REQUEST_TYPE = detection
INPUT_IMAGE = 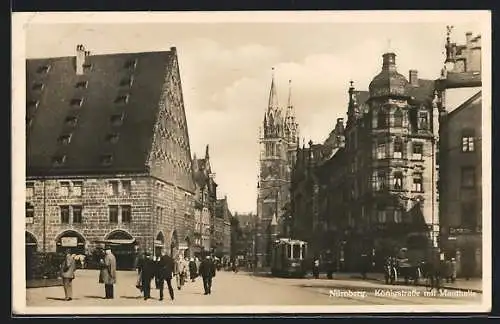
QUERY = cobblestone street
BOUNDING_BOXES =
[26,269,482,308]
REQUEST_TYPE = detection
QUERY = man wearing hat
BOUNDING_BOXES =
[198,255,216,295]
[99,246,117,299]
[138,251,156,300]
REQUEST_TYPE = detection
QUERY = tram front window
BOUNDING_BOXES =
[302,245,307,260]
[293,244,301,260]
[287,244,292,259]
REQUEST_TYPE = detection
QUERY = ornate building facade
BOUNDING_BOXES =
[25,46,196,269]
[256,70,299,267]
[437,30,482,277]
[291,51,440,271]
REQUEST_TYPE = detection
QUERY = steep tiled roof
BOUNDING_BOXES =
[26,49,175,176]
[407,79,436,104]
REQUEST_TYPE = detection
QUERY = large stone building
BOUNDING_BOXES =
[290,118,346,258]
[25,45,197,269]
[437,30,482,277]
[256,70,299,267]
[192,145,218,256]
[291,51,440,271]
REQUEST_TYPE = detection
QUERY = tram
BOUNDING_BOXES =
[270,238,308,278]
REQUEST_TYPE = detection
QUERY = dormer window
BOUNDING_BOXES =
[101,154,113,166]
[124,59,138,70]
[110,113,124,127]
[115,95,129,105]
[58,134,73,145]
[52,155,67,167]
[65,116,78,127]
[120,76,134,87]
[106,133,120,144]
[37,65,51,74]
[75,81,88,89]
[82,63,93,72]
[70,98,84,108]
[26,117,33,127]
[27,100,39,111]
[32,83,44,91]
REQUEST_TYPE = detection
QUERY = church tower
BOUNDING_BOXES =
[256,68,299,267]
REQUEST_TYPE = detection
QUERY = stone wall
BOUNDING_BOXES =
[25,175,152,252]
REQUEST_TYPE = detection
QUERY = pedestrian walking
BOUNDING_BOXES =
[188,257,198,282]
[157,252,175,301]
[99,247,117,299]
[138,251,156,300]
[312,257,320,279]
[60,249,76,301]
[199,255,216,295]
[175,254,187,290]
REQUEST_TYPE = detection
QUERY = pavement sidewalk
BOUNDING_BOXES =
[248,270,483,293]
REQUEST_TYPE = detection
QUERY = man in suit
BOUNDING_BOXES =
[99,247,117,299]
[198,255,216,295]
[157,252,175,301]
[60,249,76,301]
[138,251,156,300]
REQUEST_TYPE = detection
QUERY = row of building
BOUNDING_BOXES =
[254,30,483,277]
[25,45,232,270]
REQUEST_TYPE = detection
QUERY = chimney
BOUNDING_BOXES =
[76,44,86,75]
[409,69,418,86]
[466,32,472,46]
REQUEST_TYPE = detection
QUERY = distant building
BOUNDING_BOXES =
[232,212,257,261]
[192,145,218,256]
[25,45,196,269]
[437,30,482,277]
[291,118,346,257]
[215,196,233,258]
[256,70,299,267]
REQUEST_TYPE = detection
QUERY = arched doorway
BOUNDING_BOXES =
[104,230,137,270]
[170,230,179,257]
[25,232,38,280]
[155,231,165,258]
[55,230,86,255]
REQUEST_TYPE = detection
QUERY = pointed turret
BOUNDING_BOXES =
[205,144,209,160]
[286,80,293,115]
[268,67,279,112]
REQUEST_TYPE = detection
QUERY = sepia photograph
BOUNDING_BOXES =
[12,11,491,314]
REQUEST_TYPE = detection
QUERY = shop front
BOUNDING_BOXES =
[97,230,137,270]
[56,230,86,255]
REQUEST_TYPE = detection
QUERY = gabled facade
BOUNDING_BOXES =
[25,45,196,270]
[192,145,218,255]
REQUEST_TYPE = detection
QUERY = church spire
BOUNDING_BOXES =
[205,144,209,160]
[286,79,294,117]
[268,67,279,111]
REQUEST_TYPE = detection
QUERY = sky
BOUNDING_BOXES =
[22,13,484,214]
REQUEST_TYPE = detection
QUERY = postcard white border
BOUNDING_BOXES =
[12,10,492,315]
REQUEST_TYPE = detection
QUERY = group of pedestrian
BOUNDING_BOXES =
[59,246,118,301]
[135,251,218,301]
[57,246,220,302]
